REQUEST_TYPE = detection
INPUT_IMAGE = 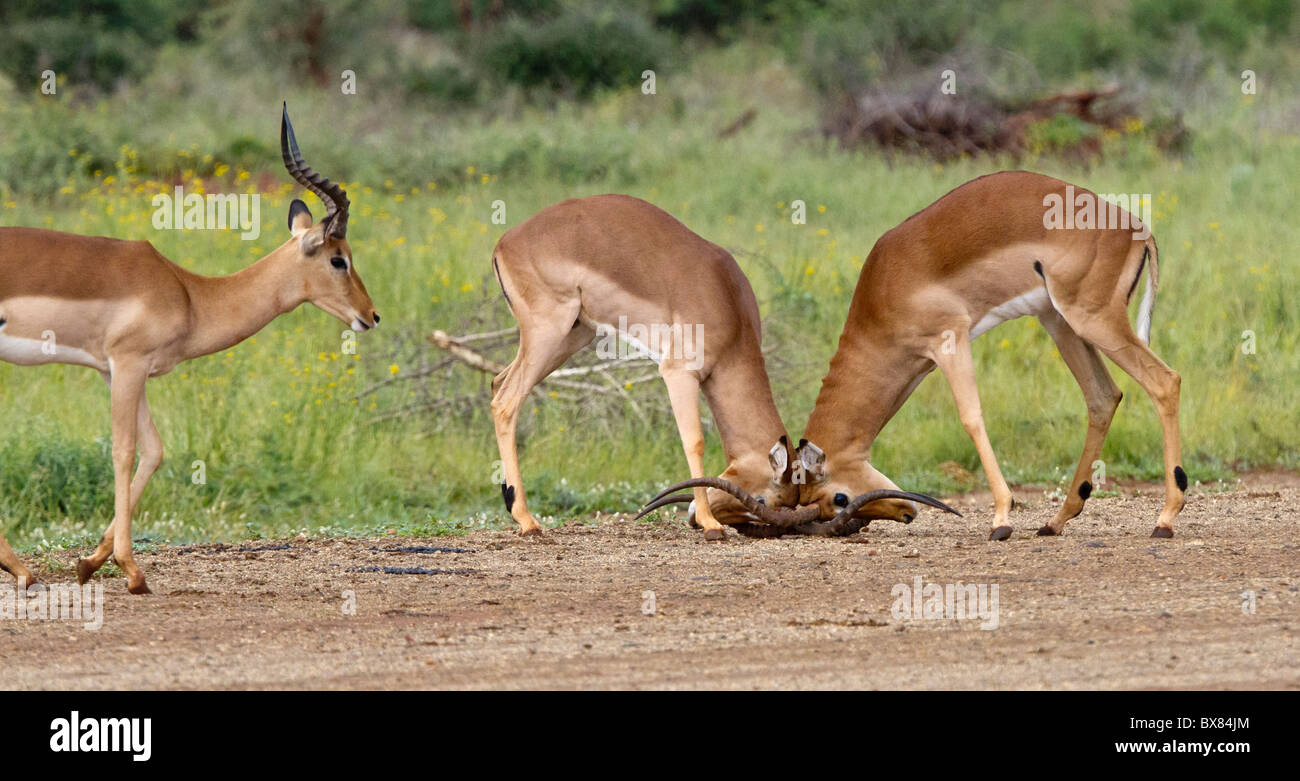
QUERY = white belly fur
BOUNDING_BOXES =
[970,288,1054,340]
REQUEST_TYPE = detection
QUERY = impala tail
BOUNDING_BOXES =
[1135,236,1159,345]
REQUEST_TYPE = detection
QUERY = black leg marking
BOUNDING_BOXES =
[501,482,516,513]
[1174,466,1187,492]
[1078,480,1093,500]
[1033,260,1044,278]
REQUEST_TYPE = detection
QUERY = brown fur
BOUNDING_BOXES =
[0,210,377,592]
[488,195,797,538]
[797,171,1184,539]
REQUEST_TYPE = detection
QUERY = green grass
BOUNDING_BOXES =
[1,44,1297,551]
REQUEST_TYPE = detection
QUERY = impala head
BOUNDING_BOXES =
[281,104,379,332]
[795,439,920,524]
[698,436,803,524]
[638,436,823,527]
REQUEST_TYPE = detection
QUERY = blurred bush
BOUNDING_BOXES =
[476,6,670,98]
[0,100,116,195]
[0,0,204,91]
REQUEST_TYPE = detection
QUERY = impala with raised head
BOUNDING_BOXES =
[489,195,948,539]
[0,105,377,593]
[793,170,1184,540]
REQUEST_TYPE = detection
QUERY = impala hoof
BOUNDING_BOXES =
[16,574,41,591]
[1036,525,1059,536]
[518,525,543,537]
[76,558,97,585]
[703,528,725,541]
[127,576,151,595]
[1151,526,1174,539]
[989,525,1014,541]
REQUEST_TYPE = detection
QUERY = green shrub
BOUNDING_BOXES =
[404,63,481,105]
[0,101,116,195]
[1131,0,1296,58]
[1025,112,1100,153]
[0,0,204,91]
[477,8,670,98]
[407,0,558,32]
[0,438,113,529]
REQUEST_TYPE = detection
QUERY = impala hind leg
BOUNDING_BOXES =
[491,306,591,535]
[0,533,38,589]
[1064,314,1184,538]
[1037,312,1123,536]
[660,367,727,541]
[79,392,163,585]
[931,331,1016,541]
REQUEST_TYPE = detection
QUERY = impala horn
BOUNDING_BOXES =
[638,477,821,527]
[801,489,962,537]
[633,493,694,520]
[281,103,350,239]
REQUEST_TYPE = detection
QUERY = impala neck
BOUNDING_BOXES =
[180,241,305,360]
[803,324,926,464]
[702,348,789,472]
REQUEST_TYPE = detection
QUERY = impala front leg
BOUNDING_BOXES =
[79,390,163,586]
[661,368,726,540]
[102,363,150,594]
[931,333,1015,541]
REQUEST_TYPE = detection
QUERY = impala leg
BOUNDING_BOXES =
[932,333,1015,541]
[79,392,163,584]
[490,309,590,535]
[1038,312,1123,536]
[102,365,151,594]
[660,368,726,541]
[1067,316,1184,538]
[0,533,38,589]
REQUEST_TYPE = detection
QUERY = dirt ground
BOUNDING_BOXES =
[4,474,1298,690]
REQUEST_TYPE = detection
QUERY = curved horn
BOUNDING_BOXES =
[281,103,350,238]
[641,477,820,527]
[805,489,961,537]
[632,493,693,521]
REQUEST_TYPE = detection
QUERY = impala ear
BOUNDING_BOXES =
[797,439,826,481]
[288,199,314,237]
[768,438,789,478]
[298,225,326,256]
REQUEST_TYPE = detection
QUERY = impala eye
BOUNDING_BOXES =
[330,256,348,270]
[833,493,849,507]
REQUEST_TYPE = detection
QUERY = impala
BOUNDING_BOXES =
[792,170,1185,540]
[0,106,377,593]
[490,195,952,539]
